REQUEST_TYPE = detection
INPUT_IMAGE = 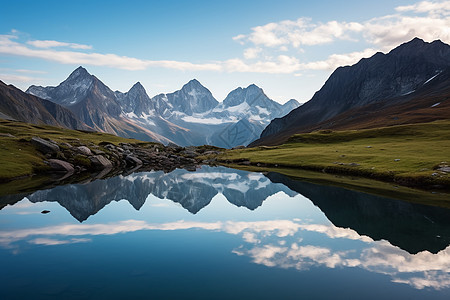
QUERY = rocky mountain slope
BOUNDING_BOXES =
[252,38,450,146]
[0,80,88,130]
[27,67,171,143]
[27,67,299,147]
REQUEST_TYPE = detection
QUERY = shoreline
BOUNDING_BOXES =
[216,158,450,191]
[217,163,450,209]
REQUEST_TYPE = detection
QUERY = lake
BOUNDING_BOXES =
[1,166,449,299]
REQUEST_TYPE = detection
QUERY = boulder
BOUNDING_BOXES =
[181,150,198,158]
[91,148,105,155]
[90,155,112,170]
[438,167,450,173]
[203,150,221,156]
[76,146,92,156]
[125,155,143,166]
[47,159,75,173]
[31,137,60,154]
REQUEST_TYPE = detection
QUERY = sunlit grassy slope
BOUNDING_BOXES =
[0,120,144,180]
[217,120,450,188]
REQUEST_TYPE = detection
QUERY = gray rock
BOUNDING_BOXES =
[203,151,221,155]
[105,144,115,151]
[91,149,105,155]
[125,155,143,166]
[76,146,92,156]
[0,133,16,138]
[31,137,60,154]
[394,159,401,162]
[438,167,450,173]
[167,142,179,148]
[90,155,112,169]
[60,142,72,148]
[47,159,74,173]
[181,150,198,158]
[184,146,197,152]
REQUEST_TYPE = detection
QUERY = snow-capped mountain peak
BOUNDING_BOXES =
[66,66,90,81]
[26,67,301,148]
[26,66,94,106]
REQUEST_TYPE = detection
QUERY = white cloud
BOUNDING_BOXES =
[243,47,262,59]
[29,237,91,246]
[0,34,222,71]
[224,55,303,74]
[2,1,450,78]
[0,73,41,83]
[0,68,46,74]
[231,0,450,73]
[364,15,450,50]
[396,0,450,15]
[300,48,378,70]
[27,40,92,50]
[236,18,364,49]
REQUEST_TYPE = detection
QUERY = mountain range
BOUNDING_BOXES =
[24,68,299,147]
[251,38,450,146]
[0,80,88,130]
[2,37,449,148]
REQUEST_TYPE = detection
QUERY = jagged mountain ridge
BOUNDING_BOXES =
[27,67,300,147]
[0,80,88,130]
[252,38,450,146]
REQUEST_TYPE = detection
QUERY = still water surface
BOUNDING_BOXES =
[0,166,449,299]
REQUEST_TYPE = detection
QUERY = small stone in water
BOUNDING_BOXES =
[41,210,50,214]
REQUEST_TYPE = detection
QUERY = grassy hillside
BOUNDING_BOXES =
[215,120,450,189]
[0,119,143,180]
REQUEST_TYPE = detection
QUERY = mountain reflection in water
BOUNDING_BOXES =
[0,166,449,297]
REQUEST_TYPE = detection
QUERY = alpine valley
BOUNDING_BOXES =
[22,68,299,148]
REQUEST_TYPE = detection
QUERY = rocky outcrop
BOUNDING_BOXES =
[24,136,225,180]
[253,38,450,146]
[90,155,113,170]
[31,137,60,154]
[47,159,74,173]
[0,80,88,130]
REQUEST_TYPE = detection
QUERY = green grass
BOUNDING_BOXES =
[0,120,152,181]
[216,120,450,189]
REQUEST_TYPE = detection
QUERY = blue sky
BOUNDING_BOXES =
[1,0,450,103]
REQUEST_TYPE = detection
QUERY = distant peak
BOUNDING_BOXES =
[131,81,144,89]
[75,65,87,71]
[67,66,90,80]
[247,83,260,89]
[285,99,299,105]
[410,37,425,43]
[128,81,147,95]
[389,37,450,57]
[182,79,206,90]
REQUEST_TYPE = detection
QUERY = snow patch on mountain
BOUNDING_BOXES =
[182,115,229,125]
